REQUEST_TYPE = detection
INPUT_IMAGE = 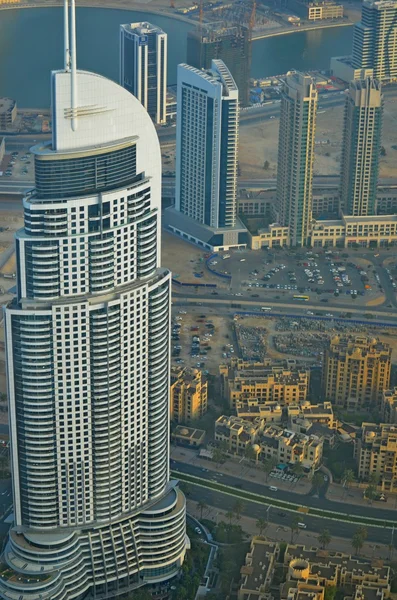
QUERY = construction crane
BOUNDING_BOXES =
[248,0,256,40]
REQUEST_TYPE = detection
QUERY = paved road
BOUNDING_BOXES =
[174,461,397,523]
[181,481,395,546]
[172,292,397,321]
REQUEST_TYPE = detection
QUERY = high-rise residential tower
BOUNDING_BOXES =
[340,78,383,216]
[0,3,186,599]
[120,22,167,124]
[277,71,318,247]
[187,25,250,106]
[323,335,391,410]
[352,0,397,82]
[175,60,239,229]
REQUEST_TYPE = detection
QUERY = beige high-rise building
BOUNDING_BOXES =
[277,71,318,247]
[356,422,397,492]
[220,359,309,410]
[381,387,397,423]
[340,78,383,216]
[170,367,208,423]
[323,335,391,409]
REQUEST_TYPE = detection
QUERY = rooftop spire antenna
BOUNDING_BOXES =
[64,0,70,71]
[70,0,78,131]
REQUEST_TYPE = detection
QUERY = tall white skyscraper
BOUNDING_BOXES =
[120,22,167,124]
[175,60,239,229]
[340,78,383,216]
[352,0,397,82]
[0,3,186,599]
[277,71,318,247]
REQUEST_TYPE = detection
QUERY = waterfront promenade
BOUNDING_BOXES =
[0,0,355,41]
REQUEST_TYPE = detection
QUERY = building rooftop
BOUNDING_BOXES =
[121,21,166,35]
[0,97,16,115]
[240,539,278,594]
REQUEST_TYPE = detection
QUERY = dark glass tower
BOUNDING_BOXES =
[187,25,250,107]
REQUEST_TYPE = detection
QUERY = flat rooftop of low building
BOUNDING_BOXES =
[174,425,206,440]
[164,207,247,246]
[240,540,277,594]
[0,98,16,114]
[121,21,166,35]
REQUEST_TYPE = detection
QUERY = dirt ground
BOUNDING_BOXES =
[239,102,397,179]
[162,230,229,288]
[0,254,16,275]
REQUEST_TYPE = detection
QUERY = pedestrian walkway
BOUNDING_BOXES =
[326,482,397,511]
[186,499,393,561]
[171,446,312,495]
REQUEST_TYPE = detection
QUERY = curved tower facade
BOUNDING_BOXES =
[0,4,186,599]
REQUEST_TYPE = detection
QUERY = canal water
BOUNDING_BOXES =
[0,6,353,107]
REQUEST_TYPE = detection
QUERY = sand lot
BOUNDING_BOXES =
[162,230,230,289]
[239,101,397,179]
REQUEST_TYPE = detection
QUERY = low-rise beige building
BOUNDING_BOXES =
[248,214,397,249]
[215,416,323,469]
[172,425,206,448]
[287,401,336,429]
[0,98,16,130]
[381,387,397,424]
[285,545,390,593]
[258,425,323,470]
[356,422,397,492]
[238,538,279,600]
[236,399,283,423]
[170,366,207,424]
[307,1,343,20]
[322,335,391,409]
[215,415,261,454]
[220,358,309,410]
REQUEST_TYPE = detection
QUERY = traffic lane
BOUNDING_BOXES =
[174,461,397,522]
[171,293,397,320]
[183,483,393,545]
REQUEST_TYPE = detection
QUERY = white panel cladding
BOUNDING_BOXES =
[53,302,93,527]
[3,60,186,600]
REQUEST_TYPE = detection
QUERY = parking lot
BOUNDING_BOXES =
[1,148,34,181]
[171,310,234,375]
[225,247,395,308]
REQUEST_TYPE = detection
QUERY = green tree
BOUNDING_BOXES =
[351,527,367,556]
[364,484,377,504]
[311,472,324,493]
[380,146,387,157]
[290,516,300,543]
[225,511,234,525]
[292,462,304,477]
[324,586,337,600]
[212,447,224,466]
[263,160,270,170]
[351,531,364,555]
[128,588,153,600]
[256,518,268,536]
[318,529,332,550]
[357,526,368,541]
[197,500,207,520]
[368,472,379,485]
[262,457,278,481]
[342,468,355,489]
[233,499,244,521]
[244,445,257,462]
